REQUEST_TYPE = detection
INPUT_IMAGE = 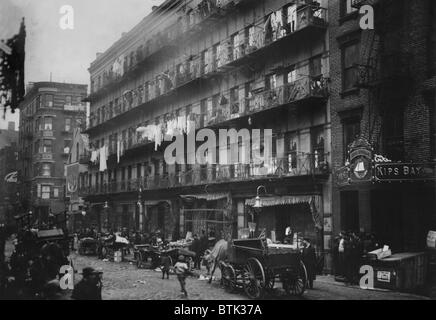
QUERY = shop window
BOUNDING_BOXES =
[342,41,360,91]
[41,186,50,199]
[343,118,361,161]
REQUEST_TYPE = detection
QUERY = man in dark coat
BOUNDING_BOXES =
[190,235,201,270]
[302,238,317,289]
[71,267,102,300]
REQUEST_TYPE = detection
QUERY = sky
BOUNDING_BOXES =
[0,0,165,130]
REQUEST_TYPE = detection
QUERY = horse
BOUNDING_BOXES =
[206,239,229,284]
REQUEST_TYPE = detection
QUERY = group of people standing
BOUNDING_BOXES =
[334,231,379,284]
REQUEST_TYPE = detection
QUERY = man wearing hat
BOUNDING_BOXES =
[302,238,317,289]
[71,267,103,300]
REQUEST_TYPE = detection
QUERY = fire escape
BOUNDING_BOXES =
[352,0,411,154]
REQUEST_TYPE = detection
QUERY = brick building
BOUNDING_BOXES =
[18,82,87,224]
[330,0,436,268]
[81,0,332,261]
[0,122,18,226]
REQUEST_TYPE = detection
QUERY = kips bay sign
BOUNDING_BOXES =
[375,163,435,182]
[336,138,436,185]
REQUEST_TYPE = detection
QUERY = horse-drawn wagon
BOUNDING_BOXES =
[219,238,307,299]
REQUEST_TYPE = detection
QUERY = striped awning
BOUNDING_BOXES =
[245,195,323,229]
[180,193,229,201]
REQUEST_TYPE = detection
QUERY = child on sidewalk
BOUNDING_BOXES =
[174,255,193,297]
[160,254,171,280]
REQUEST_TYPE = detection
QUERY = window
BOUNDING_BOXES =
[265,74,277,90]
[312,127,326,169]
[342,42,360,91]
[310,55,322,78]
[45,94,53,107]
[41,186,50,199]
[44,117,53,130]
[43,139,53,153]
[287,133,298,172]
[65,118,71,132]
[343,119,361,161]
[41,164,51,177]
[64,140,72,154]
[285,66,297,84]
[65,96,72,105]
[230,87,239,114]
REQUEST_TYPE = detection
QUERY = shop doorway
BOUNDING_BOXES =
[274,203,317,243]
[340,191,359,232]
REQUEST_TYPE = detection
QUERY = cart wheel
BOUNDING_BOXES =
[136,251,143,268]
[265,269,275,291]
[243,258,265,299]
[221,264,237,293]
[284,261,307,297]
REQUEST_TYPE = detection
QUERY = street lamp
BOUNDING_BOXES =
[253,185,267,209]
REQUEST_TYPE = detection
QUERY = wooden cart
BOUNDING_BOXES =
[219,238,307,299]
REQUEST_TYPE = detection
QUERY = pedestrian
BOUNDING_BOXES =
[71,267,103,300]
[174,255,192,297]
[160,254,171,280]
[302,238,317,289]
[190,235,201,270]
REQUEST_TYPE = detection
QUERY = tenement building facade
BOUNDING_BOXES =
[330,0,436,262]
[82,0,332,261]
[18,82,87,223]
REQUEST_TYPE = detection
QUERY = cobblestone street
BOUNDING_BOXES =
[69,253,429,300]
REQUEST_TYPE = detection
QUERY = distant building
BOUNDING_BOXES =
[18,82,87,225]
[0,122,18,225]
[65,127,90,232]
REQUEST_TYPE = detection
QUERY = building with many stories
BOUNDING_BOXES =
[82,0,332,264]
[330,0,436,263]
[0,122,18,226]
[18,82,87,224]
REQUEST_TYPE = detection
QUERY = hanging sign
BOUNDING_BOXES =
[349,138,373,183]
[375,162,436,182]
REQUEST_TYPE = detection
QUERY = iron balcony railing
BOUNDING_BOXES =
[87,4,328,130]
[81,153,329,196]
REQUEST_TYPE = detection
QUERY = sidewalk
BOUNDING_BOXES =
[312,275,431,300]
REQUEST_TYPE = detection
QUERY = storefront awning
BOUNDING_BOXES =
[245,195,323,229]
[144,200,171,207]
[180,193,229,201]
[245,195,317,207]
